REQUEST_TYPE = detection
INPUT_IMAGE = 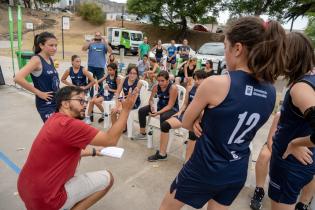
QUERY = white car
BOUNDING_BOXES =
[196,42,225,70]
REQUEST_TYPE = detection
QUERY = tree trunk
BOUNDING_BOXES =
[290,17,296,32]
[177,16,187,41]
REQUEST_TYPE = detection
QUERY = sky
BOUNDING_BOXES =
[111,0,308,30]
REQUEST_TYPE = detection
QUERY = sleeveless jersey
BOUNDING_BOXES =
[69,66,87,86]
[272,74,315,172]
[188,85,197,105]
[102,75,117,100]
[123,77,141,108]
[30,55,60,110]
[182,71,276,185]
[157,82,179,112]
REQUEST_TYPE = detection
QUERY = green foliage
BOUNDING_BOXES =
[127,0,220,31]
[224,0,294,20]
[198,16,217,25]
[77,3,105,25]
[305,16,315,46]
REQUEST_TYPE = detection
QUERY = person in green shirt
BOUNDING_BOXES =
[138,36,150,59]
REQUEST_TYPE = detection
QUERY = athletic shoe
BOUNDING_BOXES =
[295,202,309,210]
[98,114,108,123]
[84,117,92,125]
[250,187,265,210]
[133,133,147,140]
[148,150,167,162]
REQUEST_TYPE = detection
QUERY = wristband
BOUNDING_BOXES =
[92,148,96,157]
[311,133,315,145]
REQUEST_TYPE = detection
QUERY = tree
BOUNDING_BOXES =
[77,3,105,25]
[127,0,220,39]
[223,0,295,20]
[284,0,315,31]
[305,16,315,46]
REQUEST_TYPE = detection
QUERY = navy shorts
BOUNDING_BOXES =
[268,155,314,204]
[167,57,176,64]
[37,107,55,122]
[170,173,244,208]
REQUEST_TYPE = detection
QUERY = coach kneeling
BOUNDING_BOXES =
[17,86,138,210]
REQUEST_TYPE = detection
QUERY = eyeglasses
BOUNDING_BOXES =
[66,99,88,105]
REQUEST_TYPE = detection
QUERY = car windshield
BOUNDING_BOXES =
[131,33,142,41]
[198,43,224,56]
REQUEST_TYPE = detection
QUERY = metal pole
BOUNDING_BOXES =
[8,7,15,77]
[121,6,124,28]
[62,16,65,60]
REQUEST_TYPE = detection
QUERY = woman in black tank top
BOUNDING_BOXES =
[184,57,197,86]
[152,40,166,63]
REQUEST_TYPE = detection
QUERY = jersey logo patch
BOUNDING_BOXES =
[245,85,253,96]
[245,85,268,98]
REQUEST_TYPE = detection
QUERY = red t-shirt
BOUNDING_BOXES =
[17,112,99,210]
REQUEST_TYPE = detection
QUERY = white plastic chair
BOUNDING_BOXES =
[127,79,149,138]
[167,84,186,153]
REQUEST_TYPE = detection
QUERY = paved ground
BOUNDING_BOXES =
[0,84,273,210]
[0,54,280,210]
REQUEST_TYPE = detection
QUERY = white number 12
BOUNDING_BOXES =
[228,112,260,144]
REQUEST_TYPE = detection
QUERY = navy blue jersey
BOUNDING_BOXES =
[31,55,60,111]
[182,71,276,185]
[123,77,141,108]
[188,85,197,105]
[101,75,117,100]
[272,74,315,173]
[157,82,179,112]
[69,66,87,86]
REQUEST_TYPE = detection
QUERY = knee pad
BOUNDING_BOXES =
[188,131,197,141]
[161,121,171,133]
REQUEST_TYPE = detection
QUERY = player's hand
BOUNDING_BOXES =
[37,91,53,101]
[121,87,139,111]
[193,116,203,138]
[282,141,313,165]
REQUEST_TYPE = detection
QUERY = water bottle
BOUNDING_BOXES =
[147,126,153,148]
[104,84,109,97]
[152,94,158,113]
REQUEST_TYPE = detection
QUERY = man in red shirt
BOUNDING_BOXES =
[17,86,138,210]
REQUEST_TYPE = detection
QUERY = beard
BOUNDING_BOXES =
[69,104,85,120]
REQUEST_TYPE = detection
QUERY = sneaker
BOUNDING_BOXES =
[98,114,109,123]
[250,187,265,210]
[133,133,147,140]
[148,150,167,162]
[84,117,92,125]
[295,202,309,210]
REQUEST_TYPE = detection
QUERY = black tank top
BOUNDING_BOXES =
[156,47,163,58]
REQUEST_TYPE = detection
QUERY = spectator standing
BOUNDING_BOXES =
[82,31,112,97]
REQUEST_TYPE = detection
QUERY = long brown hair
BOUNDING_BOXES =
[285,32,315,85]
[225,16,286,83]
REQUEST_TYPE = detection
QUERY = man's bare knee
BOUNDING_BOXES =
[106,171,114,190]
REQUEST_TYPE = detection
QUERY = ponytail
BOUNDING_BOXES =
[285,32,315,85]
[107,63,118,79]
[33,32,56,54]
[226,17,286,83]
